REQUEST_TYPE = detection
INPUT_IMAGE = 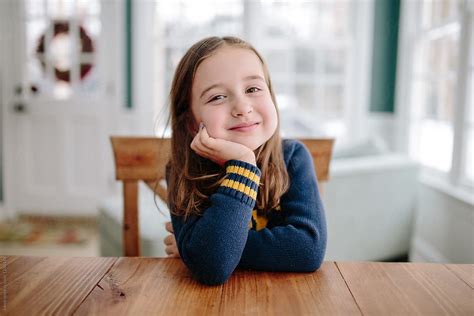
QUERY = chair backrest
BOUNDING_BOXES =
[111,136,334,256]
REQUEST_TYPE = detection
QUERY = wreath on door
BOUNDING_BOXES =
[36,20,94,82]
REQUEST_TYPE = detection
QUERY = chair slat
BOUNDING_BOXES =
[111,137,170,181]
[300,138,335,182]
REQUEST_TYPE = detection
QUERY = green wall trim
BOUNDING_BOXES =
[125,0,133,109]
[370,0,400,113]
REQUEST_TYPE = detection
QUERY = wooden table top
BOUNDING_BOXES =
[1,256,472,315]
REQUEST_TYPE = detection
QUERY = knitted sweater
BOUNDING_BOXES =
[170,139,327,285]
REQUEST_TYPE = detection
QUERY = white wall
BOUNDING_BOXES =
[410,178,474,263]
[0,0,15,219]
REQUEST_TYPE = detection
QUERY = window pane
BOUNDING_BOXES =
[419,33,459,77]
[295,83,315,110]
[161,0,242,39]
[318,48,346,74]
[411,17,459,172]
[266,49,292,74]
[295,46,314,74]
[417,120,453,172]
[47,0,74,18]
[321,84,344,118]
[411,77,454,172]
[411,77,456,122]
[422,0,459,28]
[24,0,100,99]
[155,0,359,140]
[317,2,350,39]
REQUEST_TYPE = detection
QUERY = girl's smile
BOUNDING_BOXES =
[228,121,260,132]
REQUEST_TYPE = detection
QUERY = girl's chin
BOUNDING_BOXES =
[212,132,268,150]
[233,139,265,151]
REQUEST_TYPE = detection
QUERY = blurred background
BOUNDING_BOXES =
[0,0,472,263]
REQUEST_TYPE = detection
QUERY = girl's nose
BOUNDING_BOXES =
[231,99,253,117]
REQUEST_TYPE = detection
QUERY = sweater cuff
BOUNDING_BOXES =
[217,160,261,207]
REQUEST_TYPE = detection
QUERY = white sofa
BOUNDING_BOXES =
[323,154,419,261]
[99,141,419,261]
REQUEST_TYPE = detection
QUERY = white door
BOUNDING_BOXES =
[2,0,114,216]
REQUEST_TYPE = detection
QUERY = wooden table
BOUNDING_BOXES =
[1,256,472,315]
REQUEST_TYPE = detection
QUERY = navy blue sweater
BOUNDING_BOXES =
[170,139,327,285]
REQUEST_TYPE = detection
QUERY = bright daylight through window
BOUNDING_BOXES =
[154,0,372,145]
[406,0,473,187]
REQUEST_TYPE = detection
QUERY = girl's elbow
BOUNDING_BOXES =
[179,244,240,285]
[183,254,237,285]
[194,263,235,285]
[299,236,326,272]
[302,253,324,272]
[196,270,232,286]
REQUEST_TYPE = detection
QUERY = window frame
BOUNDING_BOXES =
[396,0,473,193]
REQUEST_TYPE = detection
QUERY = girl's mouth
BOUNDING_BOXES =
[229,122,260,132]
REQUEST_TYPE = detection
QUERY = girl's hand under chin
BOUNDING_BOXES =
[190,124,256,166]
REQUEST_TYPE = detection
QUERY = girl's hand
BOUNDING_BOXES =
[164,221,180,258]
[190,124,256,166]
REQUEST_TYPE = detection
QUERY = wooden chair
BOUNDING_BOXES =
[111,137,334,256]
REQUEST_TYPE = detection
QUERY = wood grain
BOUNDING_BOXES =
[305,262,362,315]
[220,262,361,315]
[445,264,474,289]
[1,256,116,315]
[337,261,474,316]
[3,257,473,315]
[110,137,170,181]
[76,258,221,315]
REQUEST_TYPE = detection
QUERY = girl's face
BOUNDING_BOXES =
[191,46,278,151]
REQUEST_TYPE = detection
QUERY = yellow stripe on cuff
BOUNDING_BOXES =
[226,165,260,184]
[221,179,258,201]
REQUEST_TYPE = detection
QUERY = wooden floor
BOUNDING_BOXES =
[0,235,100,257]
[0,215,100,257]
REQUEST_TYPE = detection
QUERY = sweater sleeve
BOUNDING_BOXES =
[170,160,261,285]
[238,141,327,272]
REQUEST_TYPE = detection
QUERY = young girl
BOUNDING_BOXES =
[163,36,327,285]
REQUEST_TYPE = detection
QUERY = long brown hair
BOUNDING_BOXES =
[167,36,289,219]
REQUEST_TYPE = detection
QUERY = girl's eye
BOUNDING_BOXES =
[208,95,226,103]
[246,87,261,93]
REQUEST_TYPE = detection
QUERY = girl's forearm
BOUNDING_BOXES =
[172,159,261,285]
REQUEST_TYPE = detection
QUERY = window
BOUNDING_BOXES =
[153,0,373,144]
[23,0,101,99]
[399,0,473,187]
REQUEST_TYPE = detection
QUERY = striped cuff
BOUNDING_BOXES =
[217,160,261,207]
